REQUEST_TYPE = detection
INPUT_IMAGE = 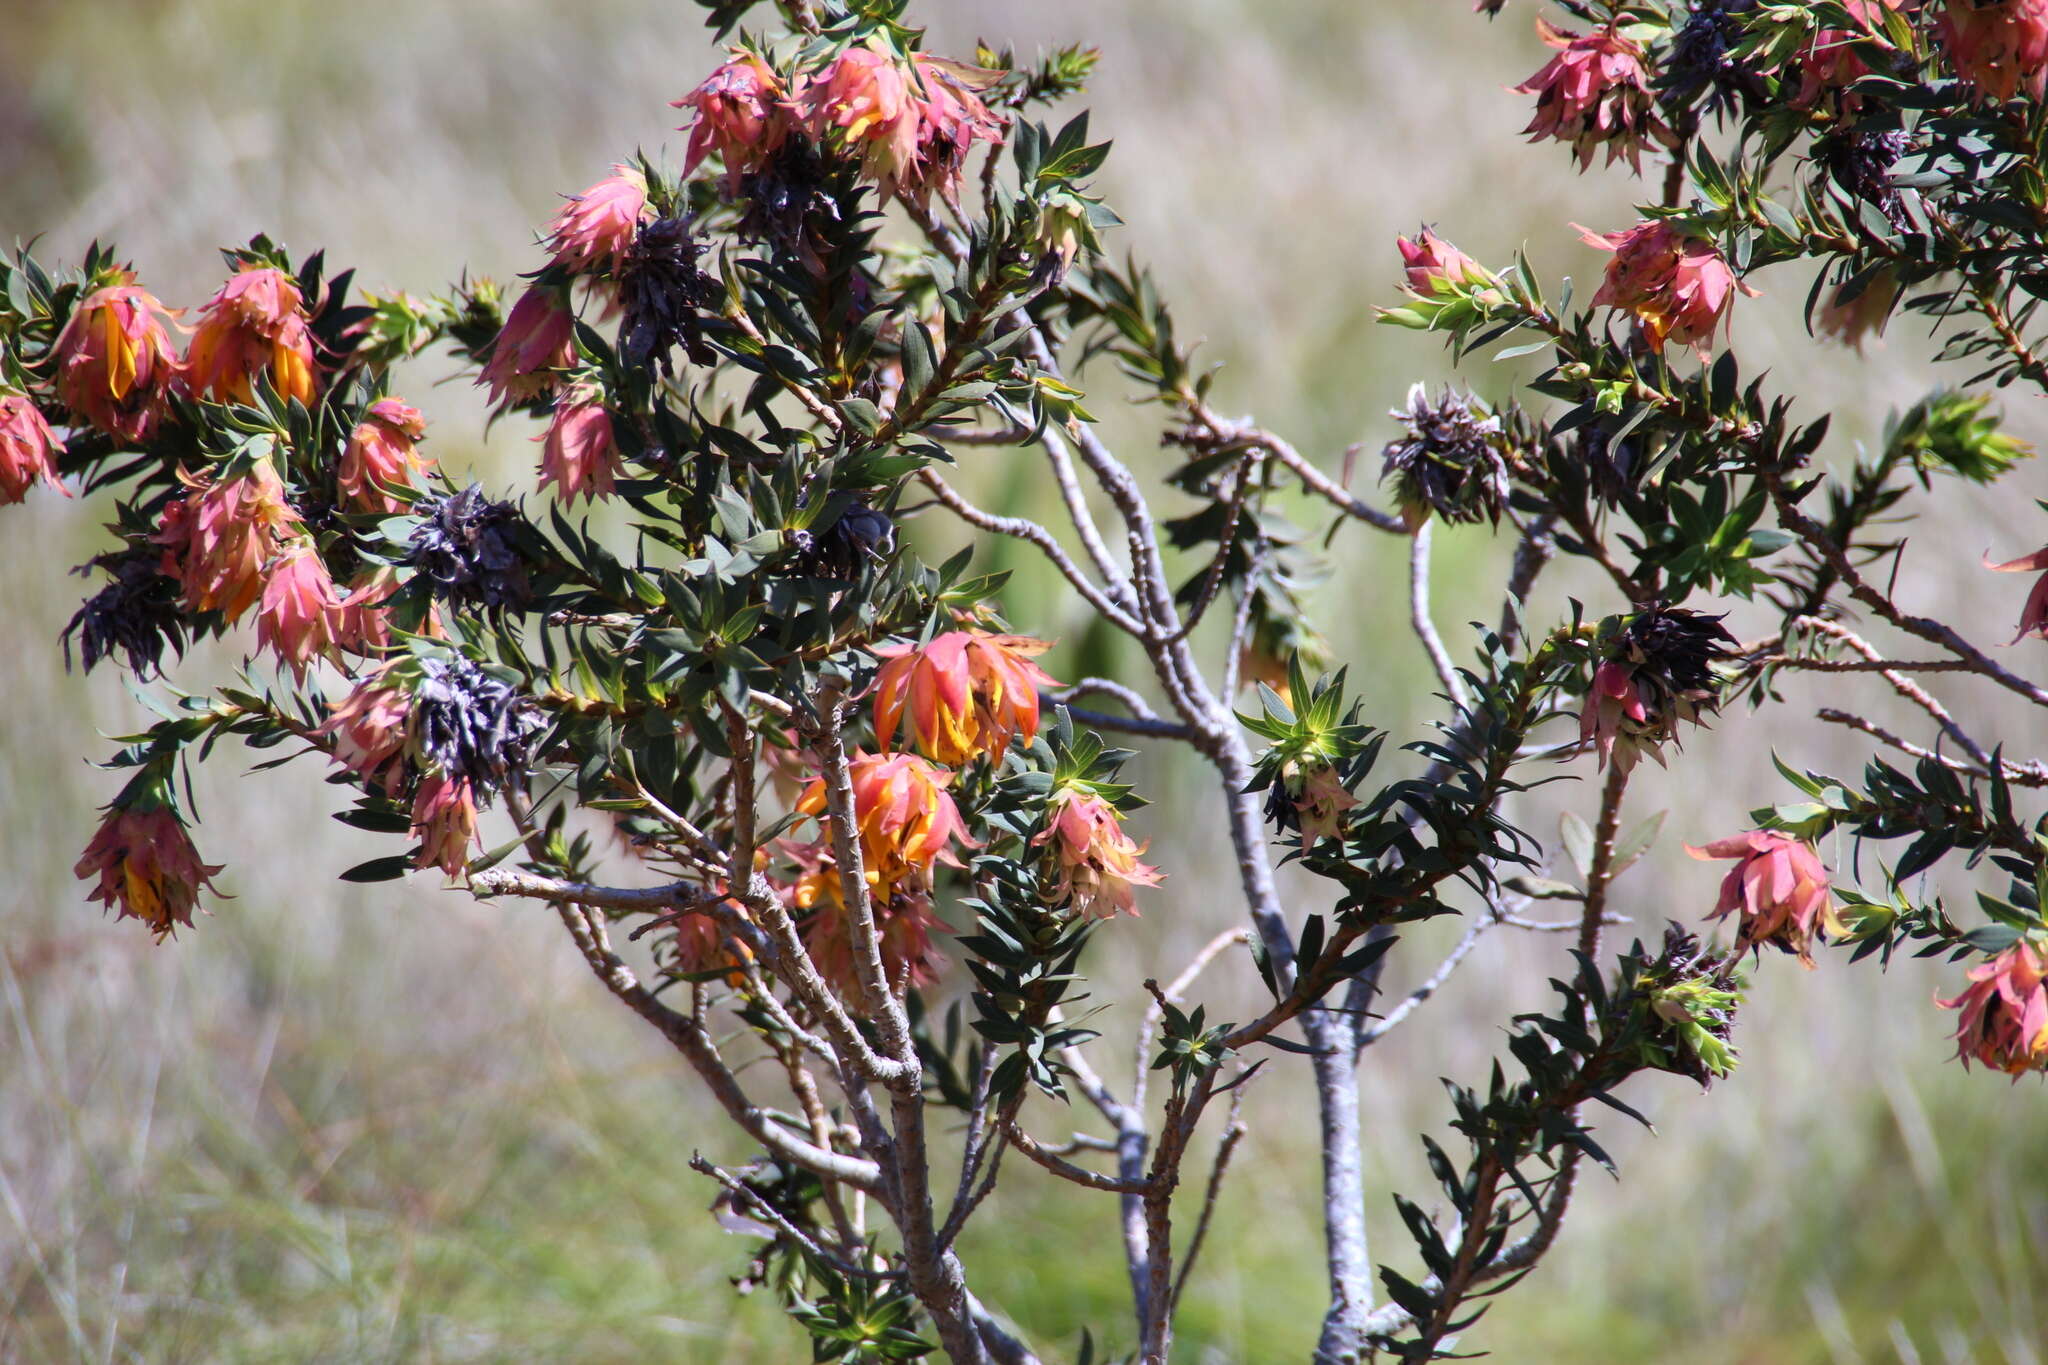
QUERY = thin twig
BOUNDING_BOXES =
[1169,1081,1248,1314]
[1409,521,1471,709]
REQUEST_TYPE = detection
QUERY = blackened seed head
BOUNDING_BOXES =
[1380,383,1510,526]
[411,652,545,795]
[62,550,187,678]
[405,483,533,611]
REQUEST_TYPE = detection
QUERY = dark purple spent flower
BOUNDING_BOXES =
[1822,125,1911,229]
[1380,383,1510,526]
[1659,0,1766,115]
[617,217,722,379]
[411,652,545,794]
[1577,421,1644,502]
[735,139,840,254]
[405,483,533,610]
[62,550,188,678]
[797,503,896,579]
[1617,603,1739,697]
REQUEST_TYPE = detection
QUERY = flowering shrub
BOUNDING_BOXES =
[10,1,2048,1360]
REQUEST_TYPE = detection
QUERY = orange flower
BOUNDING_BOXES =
[676,52,790,192]
[255,541,344,679]
[316,662,412,795]
[411,771,479,877]
[546,164,652,274]
[1032,789,1163,920]
[183,266,317,407]
[337,398,432,513]
[0,392,67,503]
[1685,830,1840,967]
[872,629,1058,766]
[75,803,224,940]
[153,459,302,621]
[53,280,180,442]
[784,840,947,993]
[1938,941,2048,1076]
[796,750,970,897]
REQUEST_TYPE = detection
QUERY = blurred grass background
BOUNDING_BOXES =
[4,1,2047,1361]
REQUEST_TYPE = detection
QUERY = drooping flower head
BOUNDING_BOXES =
[53,280,180,442]
[74,800,224,940]
[411,771,480,877]
[1579,604,1739,773]
[537,387,623,503]
[1815,268,1899,351]
[403,483,533,611]
[1514,19,1673,171]
[337,398,432,513]
[897,54,1009,208]
[1937,0,2048,101]
[0,392,68,503]
[63,549,188,678]
[871,628,1059,766]
[798,41,1009,208]
[1396,228,1496,298]
[1685,830,1839,967]
[255,541,344,679]
[333,567,409,655]
[1578,220,1753,355]
[316,661,414,795]
[783,840,948,994]
[153,458,302,621]
[182,266,317,407]
[676,52,791,192]
[1380,384,1509,529]
[1032,787,1164,920]
[1938,941,2048,1076]
[478,286,575,406]
[796,750,971,898]
[1987,543,2048,642]
[1265,758,1360,853]
[546,165,653,274]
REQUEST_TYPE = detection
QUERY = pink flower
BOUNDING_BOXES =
[1578,220,1753,355]
[333,567,408,654]
[255,542,344,679]
[1938,941,2048,1076]
[75,804,224,940]
[1292,761,1359,851]
[795,751,973,899]
[337,398,432,513]
[1514,19,1672,172]
[798,42,1008,208]
[0,392,68,503]
[537,390,622,503]
[53,281,180,442]
[1937,0,2048,101]
[872,628,1059,766]
[1578,659,1650,770]
[478,286,575,406]
[182,266,317,407]
[1685,831,1838,968]
[1791,1,1904,108]
[1032,789,1164,920]
[1397,229,1494,297]
[316,662,412,794]
[411,772,479,877]
[784,841,949,994]
[546,165,651,274]
[154,459,302,622]
[675,52,791,191]
[1815,270,1898,351]
[899,54,1009,209]
[1986,544,2048,642]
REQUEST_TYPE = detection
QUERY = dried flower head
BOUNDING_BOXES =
[872,628,1059,766]
[54,280,180,442]
[537,388,623,504]
[796,503,897,579]
[1032,788,1164,920]
[410,651,544,796]
[63,549,188,677]
[182,265,317,407]
[1578,220,1753,355]
[75,802,224,940]
[1515,19,1673,171]
[676,52,791,192]
[1379,383,1509,529]
[1938,941,2048,1076]
[1685,830,1839,967]
[338,398,432,513]
[1660,0,1768,115]
[546,164,652,274]
[1580,604,1738,772]
[404,483,533,611]
[616,216,722,379]
[0,392,68,503]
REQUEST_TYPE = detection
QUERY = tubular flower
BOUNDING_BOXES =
[1578,220,1754,355]
[53,281,180,442]
[75,804,224,940]
[153,459,302,621]
[898,53,1009,208]
[255,541,344,679]
[182,266,317,406]
[1397,228,1495,297]
[1579,604,1739,773]
[337,398,432,512]
[1685,830,1840,968]
[1032,788,1164,920]
[1986,544,2048,641]
[0,392,68,503]
[1938,941,2048,1076]
[795,751,971,897]
[799,42,1008,207]
[1937,0,2048,101]
[1514,20,1673,171]
[411,772,480,877]
[316,662,413,795]
[537,388,623,503]
[676,52,790,191]
[871,628,1059,766]
[546,164,652,274]
[478,286,575,406]
[785,841,948,993]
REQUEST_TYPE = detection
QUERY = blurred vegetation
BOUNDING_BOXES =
[2,0,2045,1361]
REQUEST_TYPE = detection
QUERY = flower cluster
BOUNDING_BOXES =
[1579,221,1751,355]
[675,52,789,192]
[182,265,317,407]
[1580,604,1739,773]
[1938,941,2048,1076]
[1686,830,1838,967]
[871,629,1058,766]
[1379,383,1509,529]
[1514,19,1671,171]
[74,801,224,940]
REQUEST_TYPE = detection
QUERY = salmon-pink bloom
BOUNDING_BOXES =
[1987,544,2048,642]
[411,771,480,877]
[53,281,180,442]
[1938,941,2048,1076]
[676,52,790,191]
[183,266,317,407]
[1937,0,2048,101]
[546,165,652,274]
[154,459,302,621]
[1815,270,1898,351]
[796,750,971,897]
[1397,229,1494,297]
[1292,761,1358,851]
[800,42,1007,208]
[1514,20,1672,172]
[337,398,432,513]
[478,286,575,406]
[784,841,948,993]
[255,541,344,678]
[1578,221,1753,355]
[1685,830,1839,968]
[0,392,68,503]
[872,628,1058,766]
[74,804,224,940]
[333,567,408,654]
[537,389,622,503]
[899,54,1008,209]
[316,662,413,795]
[1032,789,1164,920]
[1579,658,1650,769]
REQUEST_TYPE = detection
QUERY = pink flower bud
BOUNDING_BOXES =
[1685,831,1838,968]
[337,398,432,513]
[411,771,480,877]
[1938,941,2048,1075]
[54,281,180,442]
[75,803,224,940]
[1514,20,1673,172]
[478,286,575,407]
[537,390,623,503]
[0,392,68,503]
[255,541,344,679]
[1577,220,1754,355]
[675,52,790,192]
[183,266,317,407]
[1396,228,1494,296]
[546,165,652,274]
[1937,0,2048,102]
